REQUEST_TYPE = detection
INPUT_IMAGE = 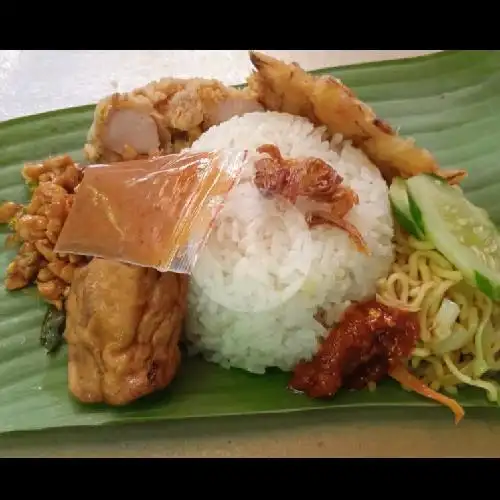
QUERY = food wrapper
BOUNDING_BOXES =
[54,149,248,273]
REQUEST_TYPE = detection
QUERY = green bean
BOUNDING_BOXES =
[40,305,66,353]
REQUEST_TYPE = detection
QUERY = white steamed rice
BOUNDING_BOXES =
[185,111,394,374]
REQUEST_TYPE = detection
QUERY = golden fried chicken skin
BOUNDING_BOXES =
[247,51,466,184]
[84,77,262,163]
[65,258,188,405]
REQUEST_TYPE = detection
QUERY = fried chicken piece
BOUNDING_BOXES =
[247,51,467,184]
[65,258,188,406]
[84,77,262,163]
[102,107,161,159]
[205,95,263,127]
[254,144,368,253]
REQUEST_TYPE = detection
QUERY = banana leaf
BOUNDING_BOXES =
[0,50,499,435]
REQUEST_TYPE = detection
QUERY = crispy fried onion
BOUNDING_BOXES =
[253,144,368,253]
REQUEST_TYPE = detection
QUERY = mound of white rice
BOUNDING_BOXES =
[185,111,394,374]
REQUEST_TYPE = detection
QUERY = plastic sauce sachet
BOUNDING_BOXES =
[55,149,248,273]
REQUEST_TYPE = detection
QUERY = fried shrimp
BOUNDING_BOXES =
[247,51,467,185]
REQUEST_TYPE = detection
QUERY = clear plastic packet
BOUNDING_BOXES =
[54,149,248,273]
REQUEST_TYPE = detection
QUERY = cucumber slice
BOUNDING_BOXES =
[406,174,500,301]
[389,177,425,239]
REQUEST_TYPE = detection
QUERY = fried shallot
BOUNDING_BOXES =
[254,144,368,253]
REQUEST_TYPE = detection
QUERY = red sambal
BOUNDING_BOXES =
[289,299,419,398]
[290,298,465,423]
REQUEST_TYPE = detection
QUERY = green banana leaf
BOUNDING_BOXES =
[0,50,499,435]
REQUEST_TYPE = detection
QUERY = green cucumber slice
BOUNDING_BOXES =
[389,177,425,239]
[406,174,500,301]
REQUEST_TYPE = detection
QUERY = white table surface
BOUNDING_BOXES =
[2,49,499,458]
[0,50,438,122]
